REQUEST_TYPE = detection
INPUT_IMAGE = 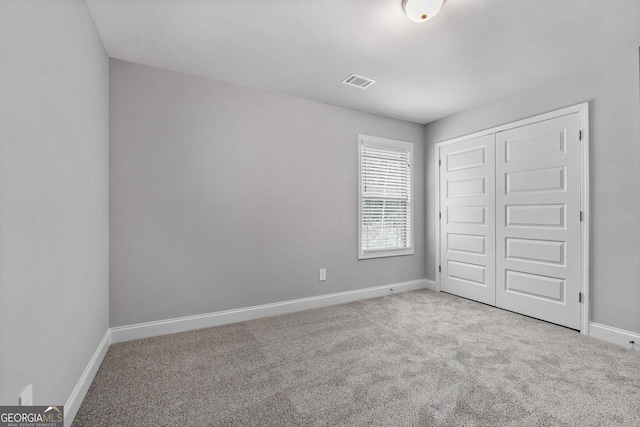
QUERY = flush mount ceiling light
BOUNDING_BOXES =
[402,0,445,22]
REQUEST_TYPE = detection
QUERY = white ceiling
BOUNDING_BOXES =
[85,0,640,124]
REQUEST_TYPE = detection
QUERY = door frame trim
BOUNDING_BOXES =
[434,102,590,335]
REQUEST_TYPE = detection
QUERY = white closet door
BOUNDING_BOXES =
[440,134,496,305]
[495,113,582,329]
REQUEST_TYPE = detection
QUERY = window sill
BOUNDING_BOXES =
[358,249,414,260]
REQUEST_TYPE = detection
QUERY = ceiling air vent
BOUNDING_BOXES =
[342,74,376,89]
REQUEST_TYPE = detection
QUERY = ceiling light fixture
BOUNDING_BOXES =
[402,0,445,23]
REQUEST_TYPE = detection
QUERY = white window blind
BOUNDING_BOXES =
[359,135,414,259]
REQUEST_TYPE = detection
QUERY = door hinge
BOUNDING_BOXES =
[439,212,442,220]
[580,211,584,222]
[579,292,583,303]
[438,265,442,273]
[439,159,442,167]
[579,130,583,141]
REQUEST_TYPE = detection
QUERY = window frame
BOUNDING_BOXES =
[358,134,414,260]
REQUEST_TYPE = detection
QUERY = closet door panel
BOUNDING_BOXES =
[495,113,582,329]
[440,134,496,305]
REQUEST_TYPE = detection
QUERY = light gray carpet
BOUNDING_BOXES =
[73,290,640,426]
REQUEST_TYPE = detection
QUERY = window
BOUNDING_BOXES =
[358,134,414,259]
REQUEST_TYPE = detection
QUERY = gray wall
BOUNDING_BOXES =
[109,60,425,327]
[425,48,640,334]
[0,0,109,406]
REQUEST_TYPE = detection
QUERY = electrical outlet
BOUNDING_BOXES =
[19,384,33,406]
[319,268,326,281]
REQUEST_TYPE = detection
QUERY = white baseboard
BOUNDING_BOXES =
[111,279,429,343]
[423,279,436,291]
[589,322,640,351]
[65,329,111,427]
